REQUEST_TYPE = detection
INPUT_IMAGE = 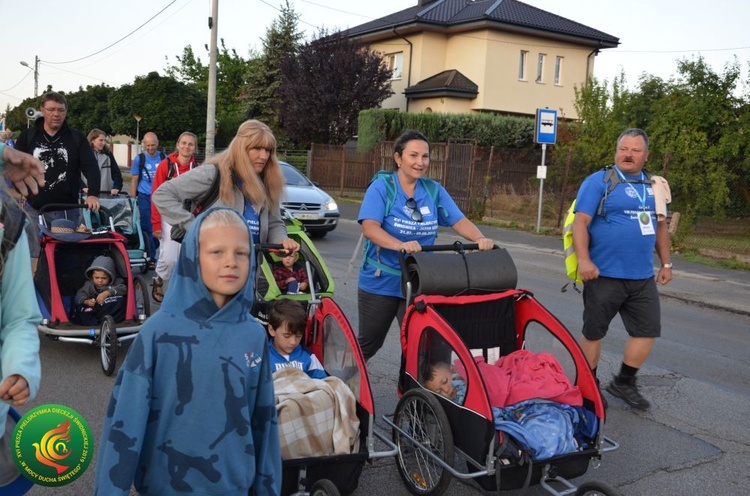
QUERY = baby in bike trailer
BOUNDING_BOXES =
[72,255,126,325]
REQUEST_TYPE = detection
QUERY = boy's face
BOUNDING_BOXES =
[281,253,297,268]
[424,366,456,400]
[91,270,111,288]
[199,224,251,309]
[268,321,303,356]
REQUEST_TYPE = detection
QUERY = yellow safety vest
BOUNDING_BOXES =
[562,200,582,284]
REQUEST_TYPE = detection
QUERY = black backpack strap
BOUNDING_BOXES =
[137,153,147,183]
[191,168,221,216]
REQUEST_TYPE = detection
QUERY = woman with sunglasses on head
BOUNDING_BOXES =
[357,130,494,362]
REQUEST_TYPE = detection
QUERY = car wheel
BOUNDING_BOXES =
[309,231,327,239]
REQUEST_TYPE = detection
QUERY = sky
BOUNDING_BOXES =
[3,0,749,123]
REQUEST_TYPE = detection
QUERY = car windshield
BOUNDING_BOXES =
[281,163,313,187]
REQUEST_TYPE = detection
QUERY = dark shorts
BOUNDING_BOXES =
[582,276,661,340]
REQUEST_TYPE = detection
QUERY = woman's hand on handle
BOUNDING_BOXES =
[398,240,422,254]
[281,237,300,253]
[475,237,494,251]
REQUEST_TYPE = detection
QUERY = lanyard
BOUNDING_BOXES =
[614,165,646,209]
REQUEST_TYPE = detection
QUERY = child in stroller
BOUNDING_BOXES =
[272,251,309,294]
[72,255,127,325]
[267,299,326,379]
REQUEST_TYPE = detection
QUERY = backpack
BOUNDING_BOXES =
[0,196,26,280]
[187,168,221,216]
[346,171,442,281]
[136,151,166,183]
[561,165,654,292]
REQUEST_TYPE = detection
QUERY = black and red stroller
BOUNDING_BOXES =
[34,204,152,375]
[255,245,397,496]
[385,243,620,496]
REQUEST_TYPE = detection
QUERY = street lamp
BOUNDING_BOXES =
[134,114,142,153]
[20,55,39,98]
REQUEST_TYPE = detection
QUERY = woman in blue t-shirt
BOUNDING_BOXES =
[357,130,494,361]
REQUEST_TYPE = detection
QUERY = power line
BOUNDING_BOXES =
[298,0,375,20]
[258,0,319,30]
[44,0,179,65]
[0,72,31,93]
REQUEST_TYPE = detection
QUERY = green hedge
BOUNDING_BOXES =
[357,109,536,150]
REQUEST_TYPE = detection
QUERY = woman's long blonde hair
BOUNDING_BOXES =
[208,120,284,210]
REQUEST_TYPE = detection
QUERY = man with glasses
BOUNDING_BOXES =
[14,91,100,269]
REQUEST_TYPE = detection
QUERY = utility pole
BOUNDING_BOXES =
[205,0,219,159]
[20,55,39,98]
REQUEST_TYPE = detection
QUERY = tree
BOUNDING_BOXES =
[107,72,206,142]
[278,30,393,146]
[166,40,256,146]
[242,0,303,145]
[64,84,117,135]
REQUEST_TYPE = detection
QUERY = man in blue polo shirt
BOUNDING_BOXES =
[130,132,164,268]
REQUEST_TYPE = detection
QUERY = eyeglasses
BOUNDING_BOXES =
[406,198,423,222]
[42,107,67,114]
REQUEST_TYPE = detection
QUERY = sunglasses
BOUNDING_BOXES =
[406,198,423,222]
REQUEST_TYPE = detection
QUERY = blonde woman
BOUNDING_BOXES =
[149,131,199,302]
[153,120,299,254]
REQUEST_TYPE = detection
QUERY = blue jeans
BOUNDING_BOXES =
[137,192,158,262]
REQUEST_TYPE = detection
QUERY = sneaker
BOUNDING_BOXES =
[606,378,651,410]
[595,378,608,409]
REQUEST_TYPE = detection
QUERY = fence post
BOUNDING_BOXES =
[308,144,315,179]
[339,145,345,197]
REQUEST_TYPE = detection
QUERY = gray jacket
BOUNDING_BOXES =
[151,164,287,244]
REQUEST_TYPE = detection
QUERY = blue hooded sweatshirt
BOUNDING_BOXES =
[95,207,281,495]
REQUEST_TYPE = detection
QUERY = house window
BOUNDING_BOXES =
[536,53,546,83]
[554,56,563,85]
[518,50,528,80]
[385,52,403,80]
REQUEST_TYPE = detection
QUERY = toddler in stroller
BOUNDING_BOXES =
[72,255,127,325]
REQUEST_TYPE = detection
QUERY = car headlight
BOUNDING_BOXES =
[323,198,338,211]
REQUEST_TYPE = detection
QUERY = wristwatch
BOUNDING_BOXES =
[662,263,673,269]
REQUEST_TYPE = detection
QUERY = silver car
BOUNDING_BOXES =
[280,162,340,237]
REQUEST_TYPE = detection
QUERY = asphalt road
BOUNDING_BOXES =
[20,201,750,495]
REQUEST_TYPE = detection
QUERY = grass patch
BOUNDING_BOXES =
[676,250,750,271]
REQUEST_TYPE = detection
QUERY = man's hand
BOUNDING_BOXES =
[578,259,600,282]
[85,195,100,212]
[2,146,45,196]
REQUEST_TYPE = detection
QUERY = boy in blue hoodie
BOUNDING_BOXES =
[95,207,280,495]
[267,298,326,379]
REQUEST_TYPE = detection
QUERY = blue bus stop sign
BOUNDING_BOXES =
[534,108,557,145]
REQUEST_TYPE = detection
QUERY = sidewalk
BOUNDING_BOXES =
[338,201,750,316]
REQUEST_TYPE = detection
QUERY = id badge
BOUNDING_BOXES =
[638,211,655,235]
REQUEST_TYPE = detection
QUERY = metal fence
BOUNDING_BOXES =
[304,142,750,264]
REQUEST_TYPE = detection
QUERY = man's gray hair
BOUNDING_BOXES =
[617,128,649,150]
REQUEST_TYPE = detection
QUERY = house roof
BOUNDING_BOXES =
[343,0,619,48]
[404,69,479,99]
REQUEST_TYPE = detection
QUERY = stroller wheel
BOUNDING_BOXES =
[100,315,118,376]
[575,481,623,496]
[133,275,152,318]
[310,479,340,496]
[393,389,454,496]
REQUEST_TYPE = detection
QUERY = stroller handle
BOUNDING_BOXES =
[37,203,114,228]
[254,243,292,256]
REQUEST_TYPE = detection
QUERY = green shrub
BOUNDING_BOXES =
[357,109,536,150]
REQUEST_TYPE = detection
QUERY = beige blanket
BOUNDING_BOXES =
[651,175,672,221]
[274,368,360,459]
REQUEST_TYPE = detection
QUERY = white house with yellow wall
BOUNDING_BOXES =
[343,0,619,119]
